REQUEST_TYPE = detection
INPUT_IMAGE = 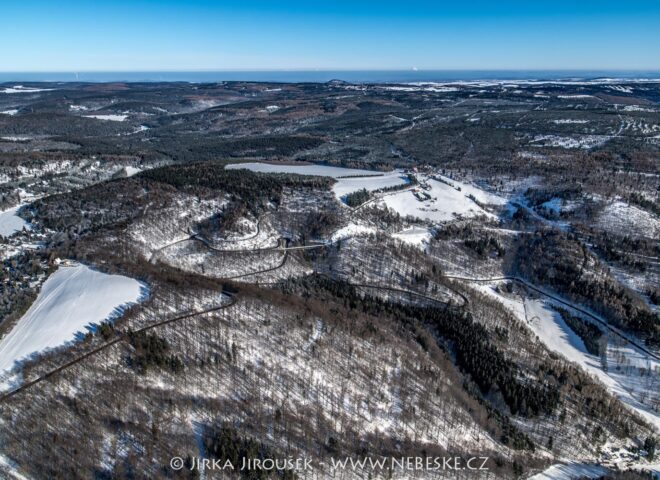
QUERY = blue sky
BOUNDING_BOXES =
[1,0,659,71]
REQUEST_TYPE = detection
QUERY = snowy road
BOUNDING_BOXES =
[0,293,235,403]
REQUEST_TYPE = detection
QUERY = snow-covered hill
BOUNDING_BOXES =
[0,263,146,376]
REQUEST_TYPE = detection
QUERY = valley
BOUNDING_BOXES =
[0,78,657,479]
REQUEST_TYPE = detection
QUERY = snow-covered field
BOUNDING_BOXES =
[130,125,149,134]
[0,264,145,376]
[0,109,18,116]
[331,223,377,242]
[623,105,656,112]
[0,86,53,94]
[609,85,634,94]
[226,162,384,178]
[557,94,595,99]
[378,84,459,93]
[445,176,507,206]
[225,162,409,200]
[84,114,128,122]
[0,206,30,237]
[524,300,660,430]
[380,175,505,223]
[332,171,409,199]
[392,226,432,248]
[1,136,32,142]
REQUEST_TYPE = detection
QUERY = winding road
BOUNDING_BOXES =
[1,213,656,407]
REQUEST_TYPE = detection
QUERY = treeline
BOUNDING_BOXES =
[363,204,402,227]
[432,224,506,258]
[418,306,560,419]
[27,161,334,240]
[282,275,639,447]
[0,111,128,137]
[556,307,605,357]
[196,201,247,238]
[26,177,153,235]
[344,188,370,207]
[302,211,341,239]
[524,185,582,208]
[141,162,334,213]
[579,227,660,272]
[189,135,324,158]
[585,229,659,271]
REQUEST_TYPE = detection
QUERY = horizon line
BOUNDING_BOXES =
[1,68,660,74]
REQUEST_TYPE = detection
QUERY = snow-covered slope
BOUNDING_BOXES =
[473,284,660,431]
[528,463,607,480]
[225,162,409,200]
[331,223,377,242]
[392,226,432,248]
[441,175,507,206]
[124,166,142,177]
[0,264,145,375]
[597,201,659,238]
[1,86,53,94]
[0,206,29,237]
[331,171,409,199]
[381,175,505,223]
[226,162,387,178]
[83,114,128,122]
